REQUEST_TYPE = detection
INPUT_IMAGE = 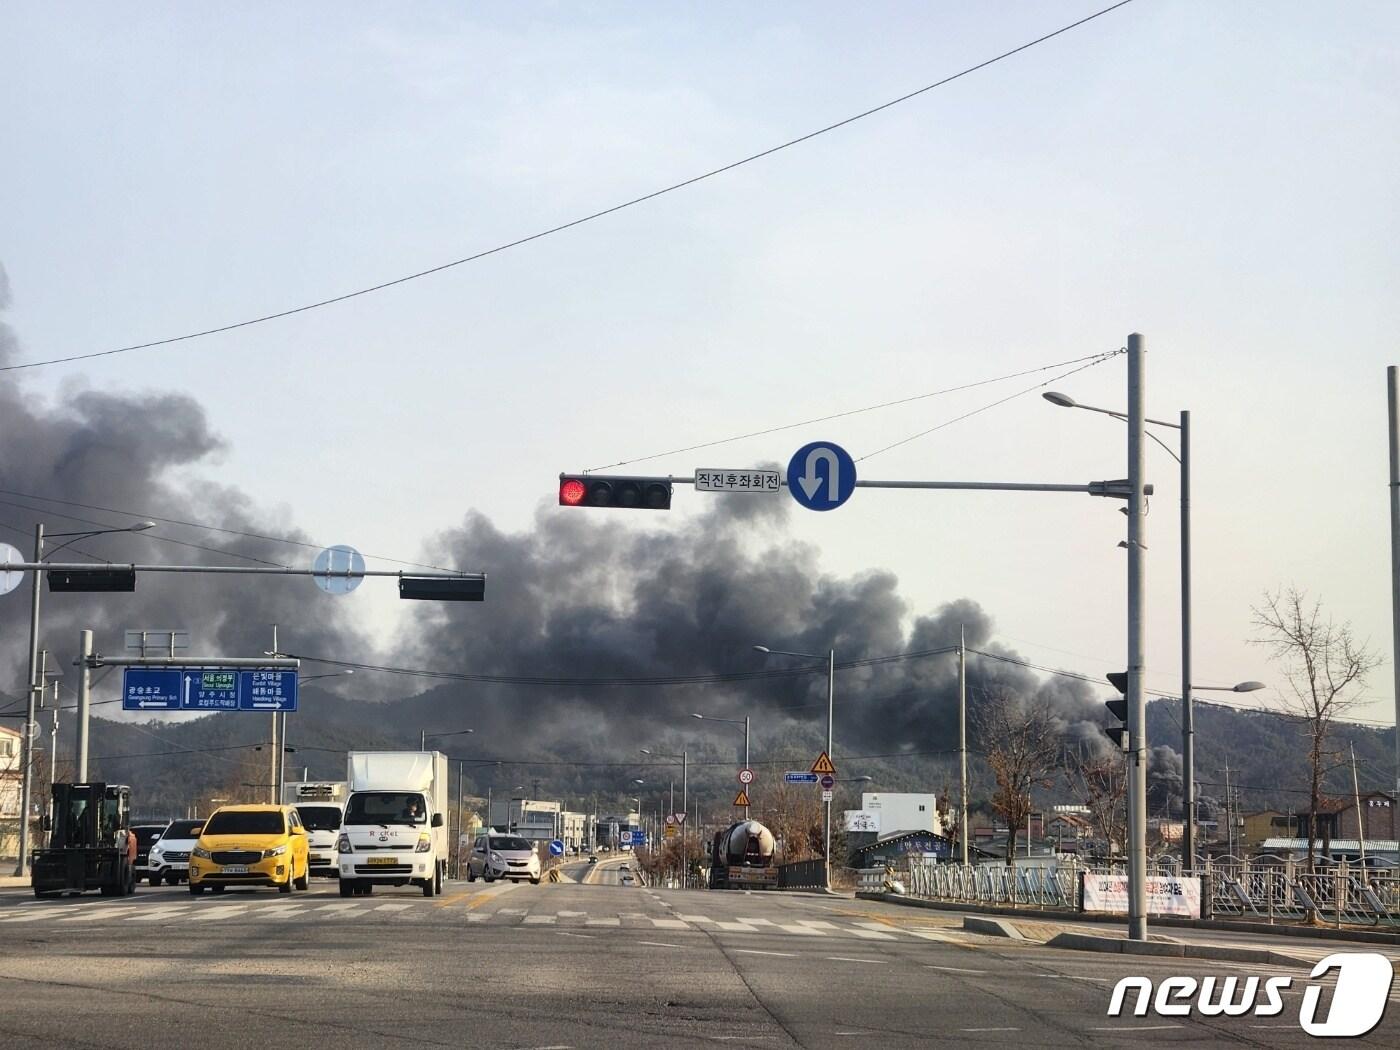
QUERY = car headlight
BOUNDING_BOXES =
[415,833,431,854]
[150,849,162,861]
[192,846,211,859]
[489,852,501,863]
[337,836,351,854]
[263,844,287,859]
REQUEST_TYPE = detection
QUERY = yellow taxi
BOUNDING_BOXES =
[189,804,309,895]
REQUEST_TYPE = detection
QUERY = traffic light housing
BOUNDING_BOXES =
[1103,673,1129,749]
[558,474,672,510]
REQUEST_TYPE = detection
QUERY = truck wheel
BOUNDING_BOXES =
[530,876,541,886]
[189,883,204,896]
[149,875,162,887]
[339,879,354,897]
[421,877,434,898]
[435,865,443,895]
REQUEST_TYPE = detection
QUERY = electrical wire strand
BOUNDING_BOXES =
[0,488,469,573]
[588,352,1119,473]
[856,351,1121,462]
[0,1,1137,375]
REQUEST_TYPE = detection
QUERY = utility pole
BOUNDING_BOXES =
[13,524,43,877]
[1180,408,1195,874]
[457,760,466,879]
[269,625,280,805]
[958,625,969,866]
[1126,331,1149,941]
[1351,743,1367,869]
[1388,366,1400,807]
[824,648,835,892]
[76,629,93,781]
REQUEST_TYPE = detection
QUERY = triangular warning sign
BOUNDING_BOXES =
[733,789,751,807]
[810,751,836,775]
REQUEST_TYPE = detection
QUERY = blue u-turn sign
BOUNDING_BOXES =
[787,441,856,511]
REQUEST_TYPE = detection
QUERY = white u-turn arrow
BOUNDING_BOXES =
[798,447,841,501]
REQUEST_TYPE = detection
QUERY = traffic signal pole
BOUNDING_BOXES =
[1126,333,1149,942]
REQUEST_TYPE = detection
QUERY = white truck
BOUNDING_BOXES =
[337,752,448,898]
[282,781,347,878]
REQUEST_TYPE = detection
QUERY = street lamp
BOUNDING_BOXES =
[421,727,474,751]
[753,643,836,891]
[1044,390,1260,876]
[270,668,353,802]
[641,748,688,884]
[691,711,751,816]
[13,519,155,876]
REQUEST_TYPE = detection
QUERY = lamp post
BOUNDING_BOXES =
[1044,390,1263,874]
[641,748,686,884]
[275,669,353,800]
[421,727,474,751]
[13,519,154,876]
[691,712,750,815]
[754,644,835,891]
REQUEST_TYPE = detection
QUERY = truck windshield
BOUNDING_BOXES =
[345,792,428,826]
[203,810,286,836]
[295,805,343,831]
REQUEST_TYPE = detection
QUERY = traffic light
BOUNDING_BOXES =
[47,569,137,592]
[1103,672,1128,749]
[558,474,672,510]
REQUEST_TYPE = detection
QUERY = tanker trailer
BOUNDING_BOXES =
[708,819,778,890]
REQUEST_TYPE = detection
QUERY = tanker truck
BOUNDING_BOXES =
[708,819,778,890]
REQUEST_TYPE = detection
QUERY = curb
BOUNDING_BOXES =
[1046,931,1313,969]
[963,916,1025,939]
[859,892,1400,946]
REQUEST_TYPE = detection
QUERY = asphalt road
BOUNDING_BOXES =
[1,878,1397,1049]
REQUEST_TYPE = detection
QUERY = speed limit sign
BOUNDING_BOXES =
[738,768,754,785]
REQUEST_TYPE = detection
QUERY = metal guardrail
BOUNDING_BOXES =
[876,853,1400,928]
[777,859,825,890]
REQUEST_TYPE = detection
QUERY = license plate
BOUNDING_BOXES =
[366,856,398,866]
[222,865,248,874]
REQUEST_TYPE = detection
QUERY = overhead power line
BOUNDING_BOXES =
[589,352,1119,472]
[0,1,1137,375]
[0,487,465,573]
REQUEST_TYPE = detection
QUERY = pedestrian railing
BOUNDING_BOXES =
[880,853,1400,928]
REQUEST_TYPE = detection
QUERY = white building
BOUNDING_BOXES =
[489,798,562,848]
[861,792,942,837]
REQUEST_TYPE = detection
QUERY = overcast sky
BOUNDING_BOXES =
[3,2,1399,726]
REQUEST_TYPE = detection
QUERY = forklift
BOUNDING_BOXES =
[31,782,137,898]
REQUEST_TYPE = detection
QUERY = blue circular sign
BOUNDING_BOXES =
[548,839,565,856]
[787,441,857,511]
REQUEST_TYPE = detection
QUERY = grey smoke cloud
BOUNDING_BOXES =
[0,264,369,703]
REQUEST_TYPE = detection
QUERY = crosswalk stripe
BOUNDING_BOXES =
[0,912,46,923]
[524,914,557,924]
[736,918,776,926]
[650,918,689,929]
[125,906,191,922]
[777,924,824,935]
[313,903,362,914]
[58,910,115,922]
[586,917,621,926]
[190,906,250,921]
[374,903,413,912]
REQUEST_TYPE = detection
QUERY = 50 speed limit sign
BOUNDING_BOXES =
[737,768,755,785]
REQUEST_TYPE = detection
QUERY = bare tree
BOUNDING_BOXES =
[1253,588,1379,877]
[758,780,823,863]
[1063,744,1126,861]
[974,691,1061,865]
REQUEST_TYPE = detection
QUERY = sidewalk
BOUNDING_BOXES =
[0,876,30,889]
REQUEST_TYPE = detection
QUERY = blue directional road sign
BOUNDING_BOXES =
[122,669,182,712]
[784,771,820,784]
[238,670,298,712]
[182,670,240,711]
[787,441,856,512]
[548,839,565,857]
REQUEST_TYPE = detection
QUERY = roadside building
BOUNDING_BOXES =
[0,724,20,817]
[860,793,943,837]
[848,829,951,868]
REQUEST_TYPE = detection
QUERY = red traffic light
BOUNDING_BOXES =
[558,474,671,510]
[559,478,587,506]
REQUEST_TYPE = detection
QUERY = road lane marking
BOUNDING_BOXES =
[0,912,46,923]
[313,903,362,914]
[848,925,896,940]
[373,903,413,912]
[557,910,586,917]
[650,918,689,929]
[190,906,251,920]
[58,910,116,922]
[498,908,527,915]
[558,931,594,939]
[524,914,557,924]
[927,965,988,975]
[795,920,839,929]
[125,906,192,921]
[734,949,798,958]
[736,917,776,926]
[1087,1026,1181,1032]
[960,1028,1020,1033]
[638,941,684,948]
[1032,974,1106,981]
[826,956,886,964]
[586,918,620,926]
[777,924,824,935]
[714,921,757,932]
